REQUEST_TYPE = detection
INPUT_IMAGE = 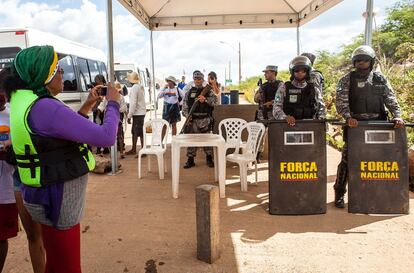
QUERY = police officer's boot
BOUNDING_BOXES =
[184,157,195,169]
[334,192,345,208]
[206,155,214,168]
[334,162,347,209]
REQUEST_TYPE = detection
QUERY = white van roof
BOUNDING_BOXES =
[114,63,149,72]
[0,28,106,62]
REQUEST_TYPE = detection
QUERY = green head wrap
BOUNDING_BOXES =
[13,45,58,96]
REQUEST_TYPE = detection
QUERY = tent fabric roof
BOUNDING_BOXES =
[118,0,342,31]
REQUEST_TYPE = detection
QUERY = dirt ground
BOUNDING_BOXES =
[4,141,414,273]
[3,100,414,272]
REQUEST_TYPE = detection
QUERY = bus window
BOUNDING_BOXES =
[0,47,20,71]
[115,70,133,88]
[140,71,147,87]
[88,60,100,83]
[99,62,108,82]
[59,56,77,92]
[77,58,91,91]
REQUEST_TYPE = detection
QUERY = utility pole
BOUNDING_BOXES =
[224,67,227,87]
[364,0,374,46]
[229,61,231,84]
[238,42,241,84]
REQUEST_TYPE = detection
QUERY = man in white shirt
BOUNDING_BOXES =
[126,72,146,156]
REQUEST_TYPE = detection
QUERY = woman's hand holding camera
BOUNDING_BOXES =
[78,83,120,116]
[78,86,102,116]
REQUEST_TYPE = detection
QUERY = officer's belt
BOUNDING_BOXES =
[192,113,209,119]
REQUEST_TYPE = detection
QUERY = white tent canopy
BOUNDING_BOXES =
[108,0,354,173]
[118,0,343,31]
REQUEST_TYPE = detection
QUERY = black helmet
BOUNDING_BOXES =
[301,52,316,65]
[351,45,376,67]
[289,56,312,78]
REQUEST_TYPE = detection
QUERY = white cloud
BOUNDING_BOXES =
[0,0,400,83]
[0,0,149,74]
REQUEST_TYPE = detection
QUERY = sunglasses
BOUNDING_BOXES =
[355,59,370,63]
[293,69,306,73]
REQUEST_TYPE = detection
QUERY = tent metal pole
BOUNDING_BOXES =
[296,25,300,55]
[150,30,156,119]
[106,0,118,174]
[364,0,374,46]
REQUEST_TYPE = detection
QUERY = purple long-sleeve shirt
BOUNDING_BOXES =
[28,99,120,147]
[20,98,120,226]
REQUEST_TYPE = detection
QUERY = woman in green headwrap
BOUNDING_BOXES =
[1,45,120,273]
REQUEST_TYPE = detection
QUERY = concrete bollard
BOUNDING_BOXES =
[195,185,220,264]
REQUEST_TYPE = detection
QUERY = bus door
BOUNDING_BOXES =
[75,57,93,107]
[57,55,82,111]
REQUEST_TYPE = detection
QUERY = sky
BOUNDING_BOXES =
[0,0,401,83]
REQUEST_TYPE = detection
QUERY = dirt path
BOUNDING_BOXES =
[4,142,414,273]
[4,98,414,272]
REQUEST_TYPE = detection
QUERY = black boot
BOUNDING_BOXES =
[256,152,262,163]
[333,161,348,209]
[206,155,214,168]
[184,157,195,169]
[334,192,345,208]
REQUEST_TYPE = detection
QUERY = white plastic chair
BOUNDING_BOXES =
[138,119,169,180]
[218,118,247,153]
[226,122,266,191]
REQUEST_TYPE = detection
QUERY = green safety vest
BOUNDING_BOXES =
[10,90,95,187]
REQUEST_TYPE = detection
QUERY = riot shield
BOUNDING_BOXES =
[347,121,409,214]
[268,120,327,215]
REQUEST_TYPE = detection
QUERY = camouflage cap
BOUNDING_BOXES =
[193,70,204,79]
[262,65,278,72]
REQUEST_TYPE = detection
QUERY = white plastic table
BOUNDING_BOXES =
[171,134,226,198]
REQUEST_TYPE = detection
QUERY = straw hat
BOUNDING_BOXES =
[165,76,178,85]
[114,81,122,90]
[127,72,140,84]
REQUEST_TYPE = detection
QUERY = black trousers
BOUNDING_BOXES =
[333,127,348,196]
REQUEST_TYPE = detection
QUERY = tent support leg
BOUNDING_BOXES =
[296,25,300,55]
[150,30,157,119]
[107,0,118,174]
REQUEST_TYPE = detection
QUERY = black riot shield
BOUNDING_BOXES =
[347,122,409,214]
[268,120,327,215]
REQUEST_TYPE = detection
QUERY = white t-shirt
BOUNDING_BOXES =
[128,83,146,118]
[158,87,185,105]
[0,104,16,204]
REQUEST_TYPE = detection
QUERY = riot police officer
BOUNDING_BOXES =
[334,45,404,208]
[273,56,326,124]
[301,52,325,94]
[254,65,283,120]
[182,71,217,169]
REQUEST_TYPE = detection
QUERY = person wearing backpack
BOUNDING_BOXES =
[301,52,325,94]
[158,76,185,136]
